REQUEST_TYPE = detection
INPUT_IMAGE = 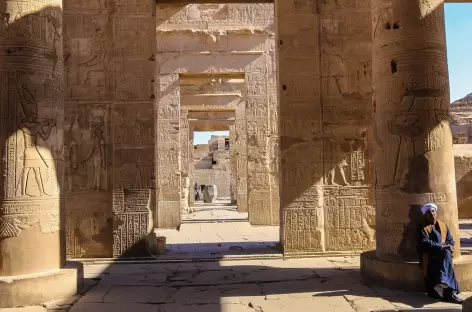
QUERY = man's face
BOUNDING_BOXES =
[425,208,437,224]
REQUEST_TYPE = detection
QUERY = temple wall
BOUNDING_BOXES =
[277,0,374,253]
[454,144,472,219]
[63,0,155,258]
[156,3,277,227]
[194,169,231,198]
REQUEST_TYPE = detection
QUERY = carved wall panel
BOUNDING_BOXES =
[65,192,112,258]
[64,104,111,192]
[156,4,275,225]
[324,187,374,251]
[277,0,373,253]
[62,0,116,101]
[112,189,152,258]
[63,0,156,258]
[156,73,181,228]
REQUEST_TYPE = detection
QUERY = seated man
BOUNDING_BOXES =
[417,203,463,304]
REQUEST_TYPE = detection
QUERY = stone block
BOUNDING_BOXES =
[0,262,83,308]
[66,192,113,259]
[112,189,153,258]
[464,296,472,312]
[454,144,472,219]
[203,185,217,203]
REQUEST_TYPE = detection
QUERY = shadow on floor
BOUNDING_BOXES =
[67,261,466,312]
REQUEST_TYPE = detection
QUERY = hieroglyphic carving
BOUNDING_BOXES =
[284,209,322,252]
[0,198,60,238]
[112,189,151,257]
[0,0,65,241]
[324,187,374,251]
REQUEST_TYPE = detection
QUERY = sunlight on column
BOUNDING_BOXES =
[419,0,444,18]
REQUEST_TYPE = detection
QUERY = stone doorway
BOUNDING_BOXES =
[154,3,280,257]
[188,130,246,222]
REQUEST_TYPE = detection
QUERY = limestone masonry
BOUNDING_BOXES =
[2,0,472,308]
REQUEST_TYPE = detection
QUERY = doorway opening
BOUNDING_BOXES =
[189,130,245,222]
[154,2,279,258]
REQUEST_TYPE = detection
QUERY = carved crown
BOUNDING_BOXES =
[18,84,38,116]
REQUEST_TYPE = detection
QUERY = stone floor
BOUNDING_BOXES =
[155,222,279,259]
[183,199,248,221]
[154,219,472,260]
[17,257,471,312]
[3,220,472,311]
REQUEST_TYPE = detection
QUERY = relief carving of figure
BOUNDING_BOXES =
[327,156,349,186]
[79,17,108,87]
[81,115,106,190]
[17,85,56,197]
[327,138,368,186]
[65,114,81,191]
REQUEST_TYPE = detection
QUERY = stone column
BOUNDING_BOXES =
[276,0,324,252]
[235,102,248,212]
[156,74,181,228]
[0,0,81,307]
[180,110,190,215]
[189,127,195,207]
[361,0,472,291]
[246,72,274,225]
[229,124,237,204]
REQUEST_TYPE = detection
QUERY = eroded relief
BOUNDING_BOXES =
[0,0,65,239]
[64,14,111,100]
[64,106,109,192]
[324,188,375,251]
[17,85,58,197]
[113,189,152,257]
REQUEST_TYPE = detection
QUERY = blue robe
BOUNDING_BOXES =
[418,220,459,295]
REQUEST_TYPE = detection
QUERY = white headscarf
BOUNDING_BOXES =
[421,203,438,215]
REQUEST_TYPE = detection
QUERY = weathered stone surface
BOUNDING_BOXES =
[370,0,459,259]
[360,0,462,291]
[203,185,217,203]
[112,189,153,258]
[277,0,373,253]
[155,4,276,227]
[454,144,472,219]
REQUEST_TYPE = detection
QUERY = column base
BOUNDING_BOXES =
[361,250,472,292]
[463,296,472,311]
[0,261,84,308]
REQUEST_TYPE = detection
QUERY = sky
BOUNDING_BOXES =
[193,4,471,145]
[445,3,472,102]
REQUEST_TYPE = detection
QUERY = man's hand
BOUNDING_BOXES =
[443,244,454,252]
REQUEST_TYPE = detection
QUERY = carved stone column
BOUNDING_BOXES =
[229,124,237,204]
[189,127,195,207]
[0,0,81,307]
[361,0,472,291]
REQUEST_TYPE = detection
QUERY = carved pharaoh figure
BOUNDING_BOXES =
[81,115,106,190]
[17,85,56,197]
[65,114,80,191]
